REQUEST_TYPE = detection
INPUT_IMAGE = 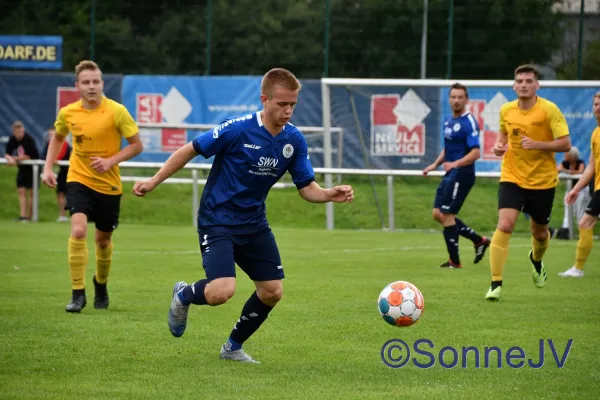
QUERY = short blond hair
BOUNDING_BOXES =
[594,91,600,99]
[75,60,101,80]
[261,68,301,98]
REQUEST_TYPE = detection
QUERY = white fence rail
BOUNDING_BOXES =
[0,158,579,237]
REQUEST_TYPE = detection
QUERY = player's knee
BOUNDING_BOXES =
[532,229,548,241]
[496,219,515,234]
[432,209,442,223]
[71,225,87,239]
[257,284,283,305]
[96,238,111,249]
[205,279,236,305]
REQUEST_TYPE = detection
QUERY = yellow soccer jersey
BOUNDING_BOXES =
[54,97,139,195]
[592,127,600,191]
[498,97,569,189]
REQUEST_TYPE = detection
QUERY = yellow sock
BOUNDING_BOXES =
[95,242,113,284]
[575,228,594,270]
[68,237,88,290]
[490,230,511,282]
[532,233,550,262]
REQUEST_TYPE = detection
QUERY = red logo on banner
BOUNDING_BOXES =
[137,94,163,123]
[466,100,501,161]
[56,88,81,113]
[161,128,186,151]
[371,94,426,156]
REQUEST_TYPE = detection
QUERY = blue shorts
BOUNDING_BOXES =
[198,228,284,282]
[434,173,475,215]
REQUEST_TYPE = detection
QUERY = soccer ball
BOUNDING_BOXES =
[377,281,424,327]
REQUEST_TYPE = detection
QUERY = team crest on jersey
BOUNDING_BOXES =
[283,144,294,158]
[453,123,461,132]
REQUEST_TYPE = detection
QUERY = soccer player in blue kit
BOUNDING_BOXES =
[423,83,490,268]
[133,68,354,363]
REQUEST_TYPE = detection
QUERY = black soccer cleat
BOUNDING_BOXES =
[440,260,462,269]
[93,275,109,309]
[65,290,87,313]
[474,237,491,264]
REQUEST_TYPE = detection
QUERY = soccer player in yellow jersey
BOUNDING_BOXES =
[558,92,600,278]
[485,64,572,301]
[42,60,143,313]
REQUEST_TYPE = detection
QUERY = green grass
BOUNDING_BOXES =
[0,223,598,399]
[2,165,596,234]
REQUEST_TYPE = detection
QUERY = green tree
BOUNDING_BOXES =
[557,39,600,79]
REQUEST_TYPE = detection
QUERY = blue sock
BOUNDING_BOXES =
[227,337,243,351]
[180,279,209,306]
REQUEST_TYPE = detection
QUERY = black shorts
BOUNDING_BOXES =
[498,182,555,225]
[65,182,121,232]
[198,228,284,282]
[56,168,68,194]
[585,191,600,218]
[16,167,34,189]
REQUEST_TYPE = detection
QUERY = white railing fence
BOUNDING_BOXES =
[0,158,580,238]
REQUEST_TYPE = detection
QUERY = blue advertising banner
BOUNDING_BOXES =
[0,35,62,70]
[328,85,441,169]
[122,75,264,162]
[439,87,599,172]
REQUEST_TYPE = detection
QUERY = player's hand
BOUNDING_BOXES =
[422,164,436,175]
[5,155,16,166]
[328,185,354,203]
[520,136,539,150]
[42,169,57,188]
[442,161,458,172]
[133,179,158,197]
[493,142,508,156]
[565,188,579,204]
[89,157,114,173]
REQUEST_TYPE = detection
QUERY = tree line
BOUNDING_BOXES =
[2,0,593,79]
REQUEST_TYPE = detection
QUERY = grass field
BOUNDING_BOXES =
[1,222,599,400]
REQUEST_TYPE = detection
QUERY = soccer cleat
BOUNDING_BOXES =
[529,251,547,288]
[558,266,584,278]
[474,237,491,264]
[220,344,260,364]
[485,286,502,301]
[440,260,461,269]
[65,291,87,313]
[168,281,189,338]
[93,275,109,309]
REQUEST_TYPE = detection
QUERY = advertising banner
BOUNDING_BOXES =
[0,35,62,70]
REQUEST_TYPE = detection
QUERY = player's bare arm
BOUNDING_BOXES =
[423,149,445,175]
[521,135,571,152]
[133,142,198,196]
[444,148,480,172]
[42,134,67,188]
[493,130,509,156]
[298,181,354,203]
[566,154,595,204]
[90,133,143,173]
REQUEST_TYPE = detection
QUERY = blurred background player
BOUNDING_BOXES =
[559,92,600,278]
[42,127,71,222]
[485,64,571,301]
[423,83,490,269]
[42,60,143,313]
[554,146,588,239]
[133,68,354,364]
[4,120,40,222]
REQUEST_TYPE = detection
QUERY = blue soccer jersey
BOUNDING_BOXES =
[442,111,480,175]
[192,112,315,234]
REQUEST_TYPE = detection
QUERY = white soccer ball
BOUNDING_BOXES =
[377,281,424,327]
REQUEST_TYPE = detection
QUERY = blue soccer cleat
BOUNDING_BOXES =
[168,281,189,337]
